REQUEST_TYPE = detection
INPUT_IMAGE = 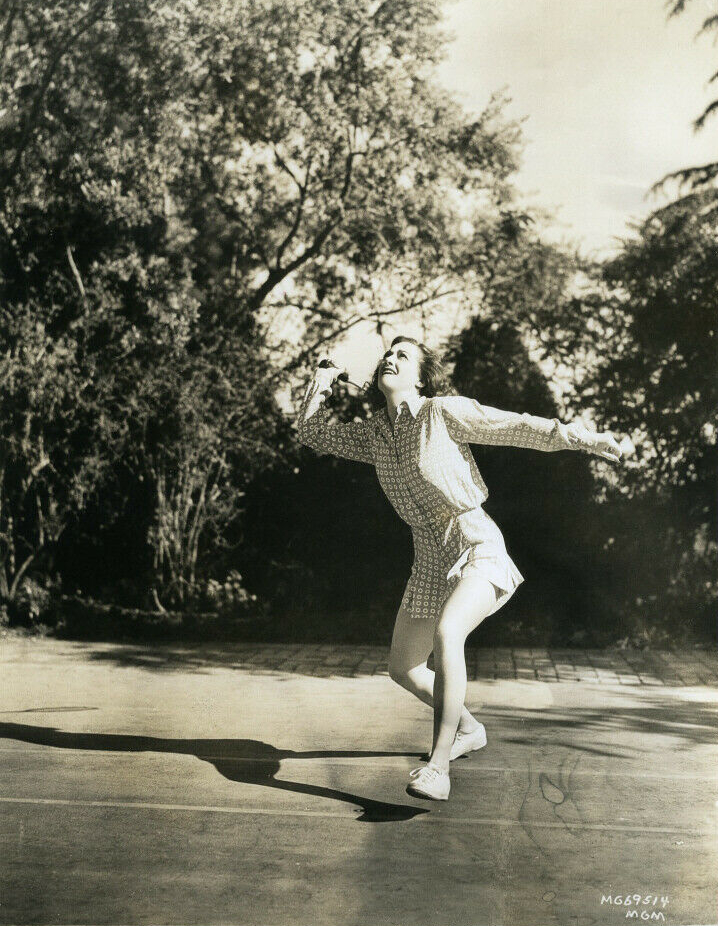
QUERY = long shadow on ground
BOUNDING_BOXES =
[0,722,428,823]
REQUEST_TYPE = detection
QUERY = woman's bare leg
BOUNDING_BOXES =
[429,577,500,772]
[388,600,481,734]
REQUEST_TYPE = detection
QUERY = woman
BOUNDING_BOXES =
[297,336,622,801]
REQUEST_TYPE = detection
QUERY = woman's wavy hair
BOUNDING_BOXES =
[363,336,456,411]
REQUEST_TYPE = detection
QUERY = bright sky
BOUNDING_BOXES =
[326,0,718,383]
[438,0,717,256]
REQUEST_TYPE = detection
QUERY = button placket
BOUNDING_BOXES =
[393,405,446,557]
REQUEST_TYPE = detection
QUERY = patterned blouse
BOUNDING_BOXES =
[297,367,604,620]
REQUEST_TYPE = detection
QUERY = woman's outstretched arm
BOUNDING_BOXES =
[436,395,622,461]
[296,367,376,465]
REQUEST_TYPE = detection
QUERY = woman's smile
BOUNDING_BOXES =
[377,340,425,394]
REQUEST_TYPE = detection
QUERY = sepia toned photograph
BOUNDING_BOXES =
[1,1,716,924]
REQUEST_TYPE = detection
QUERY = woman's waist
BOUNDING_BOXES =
[411,507,502,546]
[410,514,509,578]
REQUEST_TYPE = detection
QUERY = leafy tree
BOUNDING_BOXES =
[131,0,535,374]
[0,304,109,608]
[0,0,284,611]
[0,0,555,618]
[569,196,717,641]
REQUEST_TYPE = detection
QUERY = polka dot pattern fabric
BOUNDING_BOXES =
[297,369,600,621]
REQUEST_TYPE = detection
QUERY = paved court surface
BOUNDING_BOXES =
[1,635,717,926]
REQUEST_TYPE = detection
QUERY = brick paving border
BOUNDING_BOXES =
[3,635,716,685]
[149,643,717,685]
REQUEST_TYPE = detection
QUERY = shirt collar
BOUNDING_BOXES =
[378,394,427,434]
[400,394,427,418]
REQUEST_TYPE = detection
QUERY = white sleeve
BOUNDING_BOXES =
[437,395,599,453]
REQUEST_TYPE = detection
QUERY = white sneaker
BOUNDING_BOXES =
[406,763,451,800]
[450,723,487,761]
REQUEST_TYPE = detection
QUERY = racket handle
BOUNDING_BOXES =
[317,359,359,388]
[318,358,348,380]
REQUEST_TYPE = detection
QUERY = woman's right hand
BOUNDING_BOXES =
[316,358,345,396]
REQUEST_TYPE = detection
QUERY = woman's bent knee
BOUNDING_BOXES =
[389,606,435,685]
[388,654,411,685]
[389,661,425,688]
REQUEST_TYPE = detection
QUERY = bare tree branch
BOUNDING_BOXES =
[247,148,356,311]
[66,245,86,304]
[274,161,310,267]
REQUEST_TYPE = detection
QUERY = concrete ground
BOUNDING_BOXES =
[1,636,717,926]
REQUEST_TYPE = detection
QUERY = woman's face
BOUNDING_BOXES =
[377,340,424,396]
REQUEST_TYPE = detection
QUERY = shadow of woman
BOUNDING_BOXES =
[0,721,428,822]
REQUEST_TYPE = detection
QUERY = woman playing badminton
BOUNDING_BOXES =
[297,336,622,801]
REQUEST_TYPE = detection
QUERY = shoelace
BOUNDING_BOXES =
[409,765,442,780]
